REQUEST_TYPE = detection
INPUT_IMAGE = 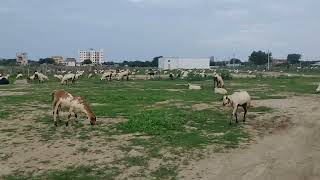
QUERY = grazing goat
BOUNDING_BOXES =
[34,72,49,83]
[117,70,130,81]
[188,83,201,90]
[214,88,228,95]
[213,73,224,88]
[61,73,76,85]
[16,73,23,79]
[145,69,155,80]
[223,91,251,125]
[101,71,113,81]
[52,90,96,126]
[54,74,64,81]
[316,84,320,93]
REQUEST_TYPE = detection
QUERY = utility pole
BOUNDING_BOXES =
[267,50,270,71]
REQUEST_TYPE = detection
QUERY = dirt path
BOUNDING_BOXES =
[179,96,320,180]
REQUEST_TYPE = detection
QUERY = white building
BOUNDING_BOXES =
[66,58,76,67]
[16,52,28,66]
[78,48,104,64]
[158,57,210,70]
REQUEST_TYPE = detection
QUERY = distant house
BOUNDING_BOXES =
[272,59,288,66]
[158,57,210,70]
[51,56,64,64]
[66,58,76,66]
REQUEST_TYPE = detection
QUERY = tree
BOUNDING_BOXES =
[152,56,163,67]
[39,58,55,64]
[0,59,16,66]
[287,54,301,64]
[229,58,242,64]
[82,59,92,65]
[248,51,272,65]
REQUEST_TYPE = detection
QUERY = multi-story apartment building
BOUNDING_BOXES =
[78,49,104,64]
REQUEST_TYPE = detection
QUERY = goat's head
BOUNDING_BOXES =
[89,115,97,125]
[222,96,231,106]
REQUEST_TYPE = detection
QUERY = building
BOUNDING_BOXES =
[272,59,288,66]
[78,48,104,64]
[51,56,64,64]
[66,58,76,66]
[158,57,210,70]
[16,52,28,65]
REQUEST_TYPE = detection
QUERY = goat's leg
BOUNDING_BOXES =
[53,101,61,126]
[243,104,247,122]
[66,107,74,126]
[232,106,238,124]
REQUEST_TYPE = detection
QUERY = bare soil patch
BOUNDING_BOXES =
[179,95,320,180]
[0,91,29,96]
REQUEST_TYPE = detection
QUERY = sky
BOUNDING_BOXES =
[1,0,320,61]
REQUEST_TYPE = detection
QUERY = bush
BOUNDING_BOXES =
[220,70,232,80]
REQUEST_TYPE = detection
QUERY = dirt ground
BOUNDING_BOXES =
[1,93,320,179]
[179,96,320,180]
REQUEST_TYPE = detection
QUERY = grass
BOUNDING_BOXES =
[1,74,319,179]
[151,165,178,180]
[3,165,120,180]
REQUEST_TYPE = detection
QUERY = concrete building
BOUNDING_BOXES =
[158,57,210,70]
[272,59,288,66]
[51,56,64,64]
[78,48,104,64]
[66,58,76,66]
[16,52,28,65]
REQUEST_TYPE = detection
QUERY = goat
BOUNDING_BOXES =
[54,74,64,81]
[61,73,76,85]
[213,73,224,88]
[188,83,201,90]
[52,89,96,126]
[223,91,251,125]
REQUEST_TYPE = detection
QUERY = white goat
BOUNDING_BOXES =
[16,73,23,79]
[117,70,130,81]
[213,73,224,88]
[316,84,320,93]
[54,74,64,81]
[214,88,228,95]
[61,73,76,85]
[188,83,201,90]
[101,71,113,81]
[34,72,49,82]
[223,91,251,125]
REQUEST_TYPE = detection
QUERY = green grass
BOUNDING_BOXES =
[0,111,10,119]
[151,165,178,180]
[3,165,120,180]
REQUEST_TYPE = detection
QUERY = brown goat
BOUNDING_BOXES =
[52,90,96,126]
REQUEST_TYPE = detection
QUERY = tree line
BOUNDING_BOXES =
[0,53,303,67]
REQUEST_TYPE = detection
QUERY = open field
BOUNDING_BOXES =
[1,74,320,179]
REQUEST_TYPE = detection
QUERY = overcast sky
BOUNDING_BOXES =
[1,0,320,61]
